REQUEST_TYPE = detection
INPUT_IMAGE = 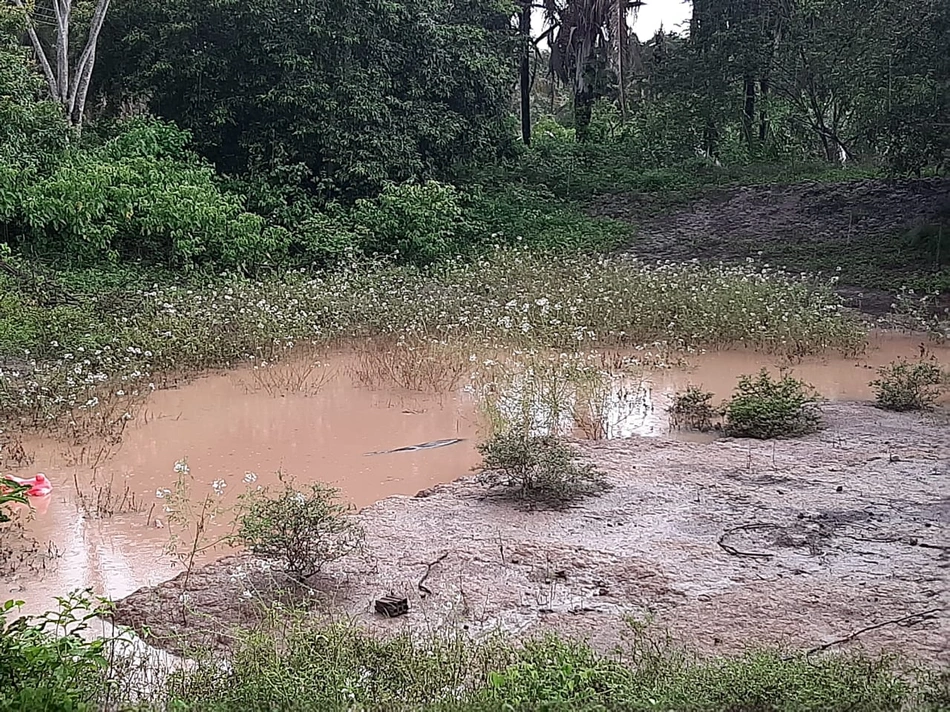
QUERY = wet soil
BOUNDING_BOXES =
[0,357,479,615]
[6,334,948,617]
[593,178,950,314]
[113,402,950,664]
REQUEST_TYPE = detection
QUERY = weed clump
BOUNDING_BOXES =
[723,369,821,439]
[166,615,942,712]
[234,478,363,580]
[477,430,607,504]
[871,359,948,412]
[669,385,719,432]
[0,591,113,711]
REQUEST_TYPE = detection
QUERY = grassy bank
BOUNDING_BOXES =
[1,595,947,712]
[0,249,865,434]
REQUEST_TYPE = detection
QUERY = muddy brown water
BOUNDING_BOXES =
[2,333,948,616]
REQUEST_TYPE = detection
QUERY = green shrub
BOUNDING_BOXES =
[871,359,948,411]
[0,481,27,524]
[4,119,284,272]
[477,431,607,504]
[168,618,941,712]
[351,181,467,265]
[234,477,363,580]
[458,184,630,253]
[724,369,821,439]
[0,592,110,711]
[669,385,719,432]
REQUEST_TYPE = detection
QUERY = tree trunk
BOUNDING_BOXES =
[519,1,532,146]
[13,0,112,127]
[758,76,770,142]
[616,0,627,121]
[575,84,595,142]
[742,74,756,147]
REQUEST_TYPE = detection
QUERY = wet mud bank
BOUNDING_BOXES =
[114,403,950,663]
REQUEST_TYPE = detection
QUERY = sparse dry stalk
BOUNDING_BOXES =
[245,350,336,397]
[351,338,466,393]
[73,472,145,518]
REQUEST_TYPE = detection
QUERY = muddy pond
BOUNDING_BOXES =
[2,332,948,616]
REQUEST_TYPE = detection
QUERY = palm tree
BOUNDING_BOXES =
[546,0,643,140]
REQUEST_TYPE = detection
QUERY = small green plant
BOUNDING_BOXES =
[669,385,719,432]
[234,476,363,580]
[477,430,607,504]
[871,359,948,411]
[0,480,28,524]
[0,591,112,710]
[723,369,821,439]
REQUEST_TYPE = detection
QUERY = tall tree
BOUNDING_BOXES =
[547,0,642,141]
[94,0,518,202]
[10,0,111,126]
[518,0,533,145]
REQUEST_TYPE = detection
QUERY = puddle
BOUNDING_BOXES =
[2,354,480,615]
[2,333,948,615]
[628,333,950,437]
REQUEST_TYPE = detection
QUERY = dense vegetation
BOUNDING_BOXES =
[1,591,947,712]
[2,0,949,709]
[1,0,947,274]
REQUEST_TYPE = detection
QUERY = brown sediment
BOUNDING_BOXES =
[111,402,950,663]
[3,335,949,658]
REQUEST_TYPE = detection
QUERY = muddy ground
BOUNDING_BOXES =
[593,177,950,314]
[115,403,950,664]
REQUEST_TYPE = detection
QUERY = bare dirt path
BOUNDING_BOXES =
[593,178,950,314]
[115,403,950,664]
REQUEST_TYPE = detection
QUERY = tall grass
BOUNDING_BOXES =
[0,249,865,435]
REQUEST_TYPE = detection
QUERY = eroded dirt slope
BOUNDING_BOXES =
[594,178,950,314]
[115,403,950,663]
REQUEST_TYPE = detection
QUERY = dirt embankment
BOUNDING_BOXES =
[115,403,950,664]
[592,178,950,315]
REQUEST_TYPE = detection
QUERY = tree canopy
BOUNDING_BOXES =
[94,0,519,202]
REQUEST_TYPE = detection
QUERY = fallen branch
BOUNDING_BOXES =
[806,608,944,656]
[717,524,778,560]
[418,552,449,597]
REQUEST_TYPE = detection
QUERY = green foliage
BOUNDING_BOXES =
[172,618,505,711]
[96,0,518,203]
[234,477,363,580]
[0,481,27,524]
[724,369,821,439]
[459,183,630,252]
[474,637,924,711]
[2,119,284,271]
[352,181,466,265]
[669,385,719,432]
[0,591,110,711]
[870,359,949,412]
[0,40,69,173]
[164,618,945,712]
[477,430,607,503]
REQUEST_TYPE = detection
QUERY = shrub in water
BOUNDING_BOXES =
[477,430,607,504]
[669,385,719,432]
[724,369,820,439]
[234,478,363,580]
[871,359,948,412]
